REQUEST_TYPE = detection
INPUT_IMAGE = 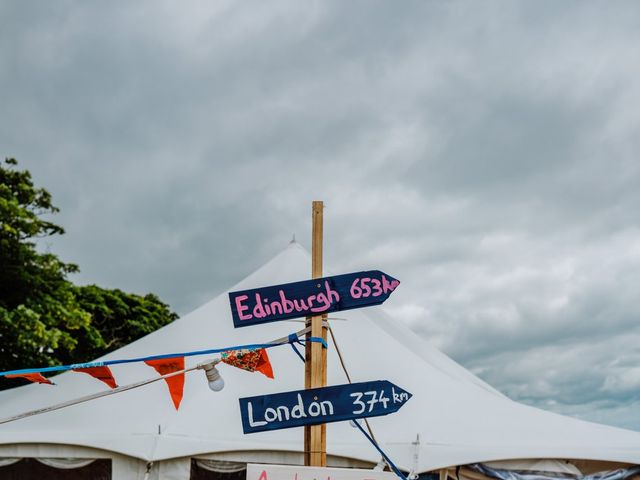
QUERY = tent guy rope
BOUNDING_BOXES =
[327,323,406,478]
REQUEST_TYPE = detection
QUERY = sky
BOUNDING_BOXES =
[2,1,640,430]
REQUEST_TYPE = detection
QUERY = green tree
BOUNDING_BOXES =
[0,158,177,388]
[61,286,178,365]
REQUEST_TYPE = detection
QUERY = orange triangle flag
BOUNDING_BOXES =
[73,366,118,389]
[257,348,274,379]
[5,373,54,385]
[144,357,185,410]
[221,348,274,379]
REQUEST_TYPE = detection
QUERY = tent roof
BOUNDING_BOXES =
[1,243,639,472]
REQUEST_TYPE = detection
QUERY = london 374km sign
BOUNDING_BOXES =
[239,380,412,434]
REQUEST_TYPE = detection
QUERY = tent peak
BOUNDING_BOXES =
[284,239,309,254]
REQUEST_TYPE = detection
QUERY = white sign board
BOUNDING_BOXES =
[247,463,399,480]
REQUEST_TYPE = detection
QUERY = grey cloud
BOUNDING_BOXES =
[2,0,640,429]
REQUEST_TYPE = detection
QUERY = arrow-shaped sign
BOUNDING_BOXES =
[239,380,412,434]
[229,270,400,328]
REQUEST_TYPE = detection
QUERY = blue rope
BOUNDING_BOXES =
[288,333,306,363]
[308,336,328,348]
[287,335,328,364]
[1,333,310,377]
[353,420,407,480]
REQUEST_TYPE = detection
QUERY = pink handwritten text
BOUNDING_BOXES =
[349,275,399,299]
[236,280,340,322]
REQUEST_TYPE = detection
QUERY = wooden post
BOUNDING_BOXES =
[304,201,328,466]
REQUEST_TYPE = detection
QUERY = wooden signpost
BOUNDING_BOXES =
[230,201,405,470]
[306,200,326,467]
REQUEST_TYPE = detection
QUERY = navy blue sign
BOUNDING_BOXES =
[239,380,412,434]
[229,271,400,328]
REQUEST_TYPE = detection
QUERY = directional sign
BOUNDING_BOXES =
[229,270,400,328]
[239,380,412,434]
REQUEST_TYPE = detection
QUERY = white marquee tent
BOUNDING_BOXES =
[1,243,639,479]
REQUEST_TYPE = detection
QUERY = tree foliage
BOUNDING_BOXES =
[0,158,177,388]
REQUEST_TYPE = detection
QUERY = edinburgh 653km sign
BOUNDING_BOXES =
[229,271,400,328]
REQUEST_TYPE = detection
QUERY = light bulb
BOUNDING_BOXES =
[373,459,387,472]
[203,363,225,392]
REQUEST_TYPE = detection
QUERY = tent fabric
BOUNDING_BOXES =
[0,242,640,477]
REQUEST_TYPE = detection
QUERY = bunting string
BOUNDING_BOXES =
[0,327,324,425]
[0,365,198,426]
[0,328,323,377]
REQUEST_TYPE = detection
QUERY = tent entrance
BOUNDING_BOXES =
[190,459,246,480]
[0,457,111,479]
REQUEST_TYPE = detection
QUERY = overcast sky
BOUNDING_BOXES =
[2,1,640,430]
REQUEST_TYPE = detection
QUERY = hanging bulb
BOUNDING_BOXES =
[373,458,387,472]
[203,362,225,392]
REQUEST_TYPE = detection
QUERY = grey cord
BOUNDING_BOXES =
[326,324,378,443]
